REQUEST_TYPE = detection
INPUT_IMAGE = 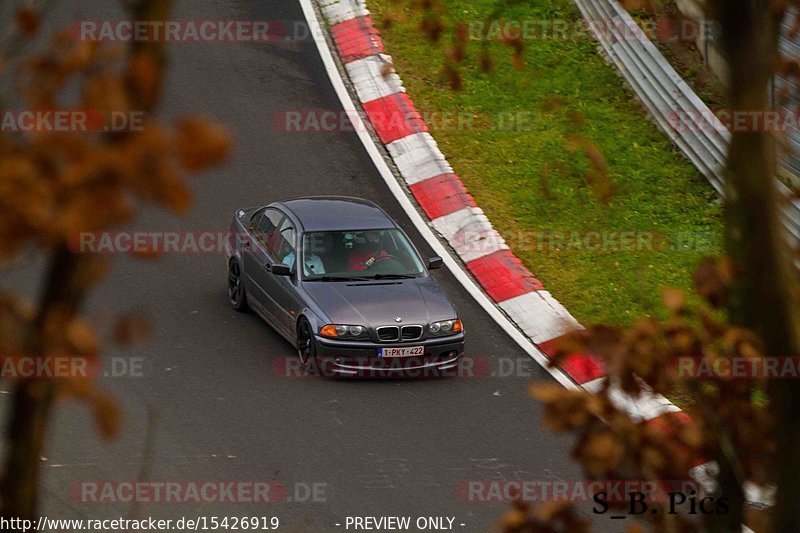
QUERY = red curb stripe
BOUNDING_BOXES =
[538,336,606,384]
[559,353,606,385]
[466,250,544,303]
[642,411,701,453]
[409,174,477,219]
[362,93,428,144]
[642,412,707,467]
[331,16,384,61]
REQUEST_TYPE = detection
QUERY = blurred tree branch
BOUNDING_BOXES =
[0,0,231,520]
[493,0,800,531]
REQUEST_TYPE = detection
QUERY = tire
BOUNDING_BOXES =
[227,258,248,312]
[296,317,320,375]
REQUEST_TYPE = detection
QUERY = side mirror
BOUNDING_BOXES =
[271,263,292,276]
[427,256,444,270]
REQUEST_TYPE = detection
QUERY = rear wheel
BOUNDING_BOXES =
[296,318,319,374]
[228,258,248,312]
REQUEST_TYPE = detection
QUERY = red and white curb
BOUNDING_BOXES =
[302,0,768,517]
[312,0,678,417]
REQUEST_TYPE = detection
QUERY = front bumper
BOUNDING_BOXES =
[314,333,465,378]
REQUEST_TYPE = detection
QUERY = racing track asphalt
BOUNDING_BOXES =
[0,0,620,530]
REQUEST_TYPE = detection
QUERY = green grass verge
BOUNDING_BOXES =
[368,0,723,326]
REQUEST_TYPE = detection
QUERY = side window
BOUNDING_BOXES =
[276,217,296,266]
[259,209,283,236]
[254,208,285,254]
[249,209,265,231]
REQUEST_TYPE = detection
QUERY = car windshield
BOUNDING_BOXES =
[301,229,426,280]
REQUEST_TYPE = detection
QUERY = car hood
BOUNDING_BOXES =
[302,277,456,327]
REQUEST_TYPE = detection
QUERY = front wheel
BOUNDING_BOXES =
[296,318,319,374]
[228,258,248,312]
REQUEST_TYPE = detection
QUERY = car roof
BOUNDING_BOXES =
[276,196,396,232]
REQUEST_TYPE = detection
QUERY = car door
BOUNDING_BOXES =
[243,208,283,324]
[261,215,304,339]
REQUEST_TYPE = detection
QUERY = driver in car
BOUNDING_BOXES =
[348,231,390,271]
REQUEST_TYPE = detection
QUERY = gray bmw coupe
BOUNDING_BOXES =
[225,196,464,377]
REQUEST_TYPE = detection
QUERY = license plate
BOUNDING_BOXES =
[378,346,424,358]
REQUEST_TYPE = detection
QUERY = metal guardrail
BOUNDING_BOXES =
[777,8,800,177]
[572,0,800,250]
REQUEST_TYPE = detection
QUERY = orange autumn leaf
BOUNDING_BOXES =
[126,52,162,108]
[113,312,152,346]
[175,117,232,172]
[55,186,132,237]
[90,389,122,440]
[577,430,624,476]
[66,317,100,355]
[662,287,687,313]
[157,172,193,214]
[83,73,129,113]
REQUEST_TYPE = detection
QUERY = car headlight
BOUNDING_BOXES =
[428,319,463,337]
[319,324,369,340]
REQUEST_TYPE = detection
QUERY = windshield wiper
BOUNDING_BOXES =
[365,274,418,280]
[309,275,372,282]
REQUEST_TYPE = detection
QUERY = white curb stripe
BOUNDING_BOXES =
[429,206,509,263]
[744,481,775,507]
[386,132,454,185]
[690,462,718,495]
[580,377,678,423]
[605,378,681,423]
[319,0,368,24]
[582,377,607,394]
[690,463,775,509]
[498,291,583,344]
[346,54,405,103]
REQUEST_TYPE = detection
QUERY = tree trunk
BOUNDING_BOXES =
[711,0,800,530]
[1,246,87,519]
